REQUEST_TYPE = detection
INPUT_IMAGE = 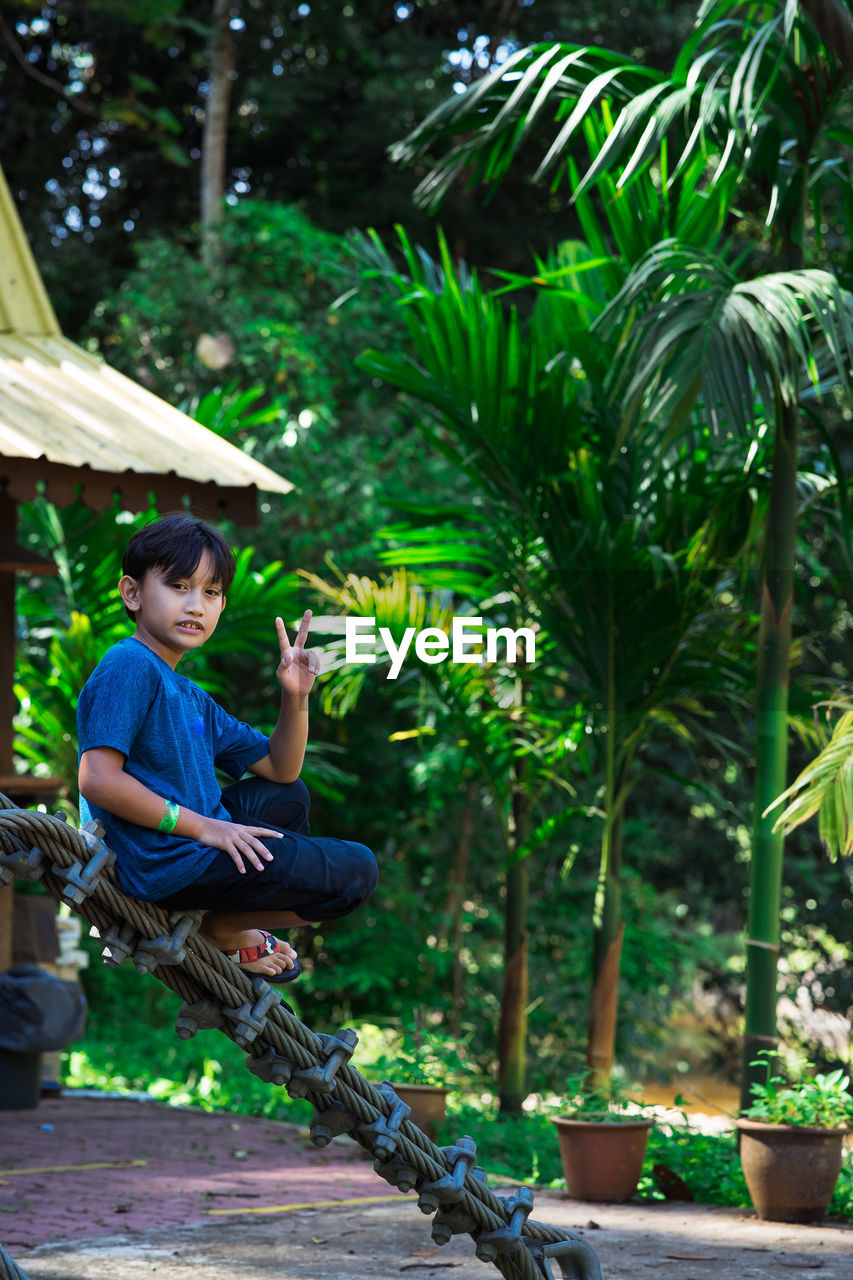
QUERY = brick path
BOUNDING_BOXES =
[0,1093,402,1252]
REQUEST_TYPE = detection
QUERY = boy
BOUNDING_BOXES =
[77,513,377,981]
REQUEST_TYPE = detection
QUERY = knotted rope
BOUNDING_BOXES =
[0,798,600,1280]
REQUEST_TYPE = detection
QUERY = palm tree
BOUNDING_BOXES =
[388,0,853,1106]
[303,564,576,1109]
[351,228,761,1090]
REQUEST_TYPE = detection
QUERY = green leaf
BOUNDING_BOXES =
[769,703,853,858]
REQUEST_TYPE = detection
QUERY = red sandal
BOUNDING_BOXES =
[223,931,302,984]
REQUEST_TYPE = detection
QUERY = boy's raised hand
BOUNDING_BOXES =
[276,611,319,697]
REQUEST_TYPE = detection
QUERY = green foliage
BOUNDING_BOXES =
[84,199,462,578]
[373,0,853,1108]
[87,202,350,412]
[447,1097,852,1220]
[361,1020,477,1088]
[64,959,313,1121]
[395,0,853,275]
[14,499,151,804]
[559,1069,648,1121]
[599,245,853,440]
[640,1119,748,1207]
[1,0,697,337]
[353,227,763,761]
[770,701,853,859]
[305,563,578,856]
[352,221,765,1084]
[743,1053,853,1128]
[15,613,106,815]
[830,1151,853,1218]
[442,1100,563,1185]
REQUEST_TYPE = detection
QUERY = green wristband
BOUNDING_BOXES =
[158,800,180,833]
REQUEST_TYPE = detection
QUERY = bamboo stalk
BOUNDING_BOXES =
[498,764,530,1113]
[741,403,798,1110]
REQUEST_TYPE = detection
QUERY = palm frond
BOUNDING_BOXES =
[598,241,853,436]
[768,703,853,858]
[392,2,853,228]
[391,42,657,210]
[353,226,589,510]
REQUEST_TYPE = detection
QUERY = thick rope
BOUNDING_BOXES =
[0,799,601,1280]
[0,1245,29,1280]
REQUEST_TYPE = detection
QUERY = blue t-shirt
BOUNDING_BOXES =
[77,637,269,900]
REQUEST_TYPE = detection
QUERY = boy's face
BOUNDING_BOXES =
[118,551,226,668]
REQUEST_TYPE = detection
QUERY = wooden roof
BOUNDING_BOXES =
[0,166,292,522]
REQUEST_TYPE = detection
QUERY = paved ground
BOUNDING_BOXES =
[1,1093,851,1279]
[0,1095,399,1248]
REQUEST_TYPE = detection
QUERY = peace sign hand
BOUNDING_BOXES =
[276,611,320,698]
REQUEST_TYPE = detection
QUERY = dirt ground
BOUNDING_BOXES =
[11,1197,853,1280]
[1,1094,851,1280]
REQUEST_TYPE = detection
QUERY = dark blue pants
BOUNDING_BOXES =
[155,777,377,921]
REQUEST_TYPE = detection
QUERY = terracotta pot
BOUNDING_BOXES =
[737,1119,847,1223]
[392,1083,450,1140]
[551,1116,652,1201]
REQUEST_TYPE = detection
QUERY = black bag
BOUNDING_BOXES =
[0,965,87,1052]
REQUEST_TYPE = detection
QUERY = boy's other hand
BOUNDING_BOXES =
[276,611,319,698]
[195,816,282,874]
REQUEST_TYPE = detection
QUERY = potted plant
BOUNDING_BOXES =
[367,1020,474,1140]
[737,1054,853,1222]
[550,1072,653,1202]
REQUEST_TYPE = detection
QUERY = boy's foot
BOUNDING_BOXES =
[220,930,302,983]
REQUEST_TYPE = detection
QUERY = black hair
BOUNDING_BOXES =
[122,514,236,597]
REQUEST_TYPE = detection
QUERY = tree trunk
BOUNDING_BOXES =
[498,767,530,1113]
[586,805,624,1092]
[740,401,798,1110]
[586,610,625,1094]
[739,142,809,1111]
[442,786,475,1039]
[200,0,234,266]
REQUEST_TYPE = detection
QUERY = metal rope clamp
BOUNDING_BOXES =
[54,822,115,906]
[94,920,140,967]
[175,997,227,1040]
[131,911,203,973]
[0,843,47,887]
[431,1166,489,1245]
[372,1151,419,1192]
[309,1099,356,1146]
[224,978,282,1048]
[417,1135,478,1215]
[474,1185,534,1262]
[286,1028,358,1099]
[357,1081,411,1159]
[247,1044,294,1087]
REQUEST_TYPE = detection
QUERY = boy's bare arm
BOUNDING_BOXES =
[249,612,319,785]
[79,747,281,874]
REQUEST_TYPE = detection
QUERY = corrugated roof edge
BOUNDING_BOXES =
[0,334,293,495]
